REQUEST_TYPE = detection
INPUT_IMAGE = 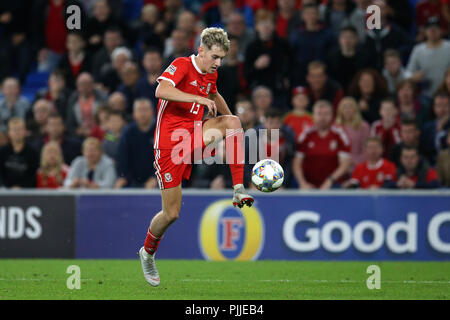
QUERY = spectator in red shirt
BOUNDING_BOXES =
[37,141,69,189]
[283,86,313,140]
[383,145,440,189]
[342,137,396,189]
[304,61,344,115]
[370,97,401,158]
[292,100,351,190]
[275,0,301,39]
[416,0,448,42]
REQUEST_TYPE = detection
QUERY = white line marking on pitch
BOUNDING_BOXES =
[179,279,450,284]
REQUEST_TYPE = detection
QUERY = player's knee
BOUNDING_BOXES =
[224,115,241,129]
[164,208,180,223]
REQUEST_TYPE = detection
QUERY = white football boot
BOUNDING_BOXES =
[232,184,254,208]
[139,246,160,287]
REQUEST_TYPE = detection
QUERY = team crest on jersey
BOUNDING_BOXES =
[377,172,384,181]
[167,65,177,75]
[164,172,172,182]
[308,141,315,149]
[329,140,337,151]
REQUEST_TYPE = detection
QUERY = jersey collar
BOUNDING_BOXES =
[191,54,206,75]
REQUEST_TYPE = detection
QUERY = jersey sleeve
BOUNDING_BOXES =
[295,131,308,158]
[336,129,351,159]
[157,58,189,87]
[350,164,363,184]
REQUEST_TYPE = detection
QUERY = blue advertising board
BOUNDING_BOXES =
[75,191,450,261]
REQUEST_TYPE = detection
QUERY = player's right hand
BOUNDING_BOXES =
[195,96,217,117]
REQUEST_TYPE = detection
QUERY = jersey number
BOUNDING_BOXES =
[190,103,201,114]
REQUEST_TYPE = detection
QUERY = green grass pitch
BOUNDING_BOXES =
[0,260,449,300]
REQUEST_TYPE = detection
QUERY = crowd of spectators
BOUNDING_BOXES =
[0,0,450,191]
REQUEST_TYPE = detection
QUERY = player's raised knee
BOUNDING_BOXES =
[164,208,180,223]
[223,115,241,129]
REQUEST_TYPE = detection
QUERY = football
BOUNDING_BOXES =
[251,159,284,192]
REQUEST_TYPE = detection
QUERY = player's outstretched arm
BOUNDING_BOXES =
[156,80,217,116]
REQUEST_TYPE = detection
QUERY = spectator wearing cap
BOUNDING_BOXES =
[370,98,401,159]
[0,77,30,131]
[283,86,313,140]
[57,31,93,89]
[304,61,344,115]
[437,129,450,187]
[136,49,164,112]
[421,92,450,165]
[326,25,370,92]
[342,137,396,189]
[64,137,117,189]
[244,9,291,105]
[383,145,440,189]
[407,16,450,98]
[98,46,132,93]
[293,100,351,190]
[335,96,371,167]
[382,49,412,95]
[415,0,448,42]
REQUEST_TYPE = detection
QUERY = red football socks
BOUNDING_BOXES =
[144,229,161,255]
[225,128,244,186]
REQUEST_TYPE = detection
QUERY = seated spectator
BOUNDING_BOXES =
[319,0,356,37]
[342,137,396,189]
[370,98,401,158]
[326,25,370,92]
[407,16,450,98]
[34,69,72,120]
[136,48,164,110]
[90,104,110,141]
[348,68,388,124]
[85,0,130,53]
[0,77,30,131]
[382,49,412,95]
[251,86,273,124]
[363,0,414,70]
[26,99,52,142]
[254,108,296,188]
[36,114,81,165]
[335,96,370,167]
[57,31,92,89]
[283,86,313,140]
[437,67,450,97]
[102,110,126,164]
[437,129,450,187]
[396,79,430,127]
[389,118,426,166]
[304,61,344,114]
[97,46,132,93]
[108,91,128,114]
[275,0,301,39]
[292,100,351,190]
[163,10,198,58]
[0,118,39,188]
[92,27,124,80]
[136,4,165,53]
[163,29,195,68]
[67,72,107,138]
[115,99,157,189]
[235,99,258,132]
[64,137,117,189]
[415,0,448,43]
[383,145,440,189]
[421,91,450,165]
[244,9,291,103]
[37,141,69,189]
[347,0,371,42]
[289,2,336,86]
[117,62,141,114]
[217,36,247,112]
[225,12,255,60]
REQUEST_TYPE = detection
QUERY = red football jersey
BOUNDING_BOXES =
[370,120,401,158]
[296,126,351,187]
[350,159,397,189]
[283,112,313,140]
[154,55,218,150]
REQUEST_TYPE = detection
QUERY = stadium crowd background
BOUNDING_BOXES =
[0,0,449,191]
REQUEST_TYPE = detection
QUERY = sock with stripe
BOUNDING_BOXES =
[144,229,162,255]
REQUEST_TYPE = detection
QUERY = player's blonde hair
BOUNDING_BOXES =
[200,27,230,53]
